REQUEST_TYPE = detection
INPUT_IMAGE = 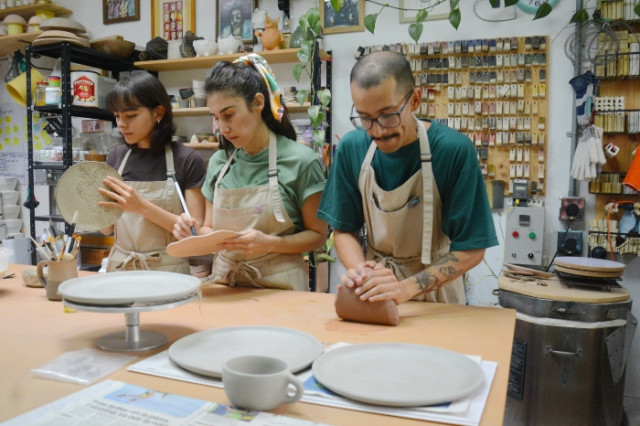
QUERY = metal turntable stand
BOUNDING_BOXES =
[63,295,198,352]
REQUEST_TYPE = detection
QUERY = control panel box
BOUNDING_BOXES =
[504,206,545,266]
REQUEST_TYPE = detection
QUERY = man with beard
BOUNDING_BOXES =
[317,50,498,305]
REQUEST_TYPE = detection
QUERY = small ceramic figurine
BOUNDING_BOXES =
[255,15,283,51]
[252,8,267,32]
[217,35,243,55]
[193,39,218,57]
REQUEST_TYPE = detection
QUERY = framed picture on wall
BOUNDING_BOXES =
[399,0,450,23]
[320,0,364,34]
[217,0,255,44]
[151,0,196,41]
[103,0,140,25]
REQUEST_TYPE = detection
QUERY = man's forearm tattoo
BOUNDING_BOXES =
[414,253,461,293]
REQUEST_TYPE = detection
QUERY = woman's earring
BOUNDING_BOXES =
[157,118,161,125]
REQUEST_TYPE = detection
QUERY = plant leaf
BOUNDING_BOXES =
[296,89,309,106]
[312,129,326,148]
[364,13,377,34]
[308,105,322,126]
[416,9,428,23]
[450,0,460,9]
[408,23,423,42]
[293,63,305,82]
[317,88,331,107]
[489,0,500,7]
[533,3,552,19]
[330,0,344,12]
[570,9,589,23]
[505,0,518,6]
[317,253,335,262]
[448,8,461,30]
[635,3,640,17]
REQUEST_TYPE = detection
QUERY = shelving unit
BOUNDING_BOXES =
[0,3,72,56]
[25,41,136,264]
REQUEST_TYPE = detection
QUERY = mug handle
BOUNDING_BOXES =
[283,373,304,404]
[36,260,49,288]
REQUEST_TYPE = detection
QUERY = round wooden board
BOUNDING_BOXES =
[498,275,630,303]
[553,264,622,279]
[554,256,626,273]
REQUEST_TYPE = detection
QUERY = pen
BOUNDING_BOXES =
[174,181,197,236]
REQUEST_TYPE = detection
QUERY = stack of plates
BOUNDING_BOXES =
[554,256,625,279]
[33,18,89,47]
[32,30,90,47]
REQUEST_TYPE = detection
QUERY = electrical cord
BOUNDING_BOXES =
[472,0,517,23]
[545,218,575,271]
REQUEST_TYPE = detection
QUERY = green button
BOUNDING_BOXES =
[529,232,536,239]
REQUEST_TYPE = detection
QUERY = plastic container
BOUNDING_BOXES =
[34,81,48,106]
[71,70,99,107]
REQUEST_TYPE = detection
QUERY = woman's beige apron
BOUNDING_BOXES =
[208,132,308,291]
[358,117,465,304]
[106,145,190,274]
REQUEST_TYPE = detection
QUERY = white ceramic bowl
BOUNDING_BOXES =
[0,191,19,205]
[0,219,22,233]
[1,205,20,219]
[0,177,17,191]
[0,247,14,277]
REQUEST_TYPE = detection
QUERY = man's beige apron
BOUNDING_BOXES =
[358,117,465,304]
[106,145,190,274]
[208,132,308,291]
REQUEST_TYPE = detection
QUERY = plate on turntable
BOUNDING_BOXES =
[554,256,626,273]
[55,162,123,232]
[312,343,484,407]
[166,230,240,257]
[59,271,201,306]
[169,326,323,378]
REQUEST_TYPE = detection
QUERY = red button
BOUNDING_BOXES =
[512,231,519,238]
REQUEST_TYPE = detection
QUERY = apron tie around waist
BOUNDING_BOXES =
[215,253,263,287]
[112,243,162,271]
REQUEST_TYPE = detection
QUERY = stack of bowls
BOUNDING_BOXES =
[0,177,22,240]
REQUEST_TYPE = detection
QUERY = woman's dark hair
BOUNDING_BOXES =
[106,70,175,155]
[204,61,296,154]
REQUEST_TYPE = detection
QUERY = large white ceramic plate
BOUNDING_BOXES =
[55,162,123,232]
[166,230,240,257]
[312,343,484,407]
[58,271,201,306]
[169,326,323,378]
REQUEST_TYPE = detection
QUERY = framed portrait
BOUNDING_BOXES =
[217,0,256,44]
[103,0,140,25]
[399,0,450,23]
[151,0,196,41]
[320,0,364,34]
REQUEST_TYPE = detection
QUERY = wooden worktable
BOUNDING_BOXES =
[0,264,516,425]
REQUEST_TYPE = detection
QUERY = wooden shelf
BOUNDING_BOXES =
[0,31,41,56]
[172,103,309,117]
[0,2,72,20]
[183,142,218,149]
[135,48,302,72]
[172,107,210,117]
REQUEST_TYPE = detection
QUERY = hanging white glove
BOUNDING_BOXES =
[571,140,592,181]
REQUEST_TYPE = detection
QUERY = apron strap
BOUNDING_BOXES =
[268,132,286,223]
[415,116,434,266]
[164,144,176,182]
[111,242,162,271]
[117,148,132,175]
[215,149,238,190]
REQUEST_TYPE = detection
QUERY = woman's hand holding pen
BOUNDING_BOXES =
[98,176,146,213]
[173,212,200,240]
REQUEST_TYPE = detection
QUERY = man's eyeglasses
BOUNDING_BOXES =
[350,91,414,130]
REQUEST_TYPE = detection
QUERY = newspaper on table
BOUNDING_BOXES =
[2,380,328,426]
[126,346,497,426]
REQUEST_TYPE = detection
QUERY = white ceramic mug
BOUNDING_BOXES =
[222,355,304,411]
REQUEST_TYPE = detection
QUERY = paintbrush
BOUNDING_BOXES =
[174,181,197,236]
